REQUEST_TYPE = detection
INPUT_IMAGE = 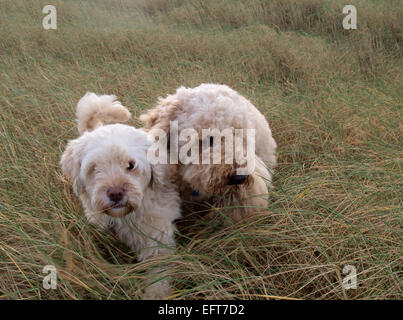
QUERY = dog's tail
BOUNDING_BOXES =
[76,92,131,135]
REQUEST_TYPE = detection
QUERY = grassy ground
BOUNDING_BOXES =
[0,0,401,299]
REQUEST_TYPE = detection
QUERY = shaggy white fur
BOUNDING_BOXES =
[140,83,277,222]
[60,93,181,299]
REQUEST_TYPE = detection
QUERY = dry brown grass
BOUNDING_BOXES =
[0,0,401,299]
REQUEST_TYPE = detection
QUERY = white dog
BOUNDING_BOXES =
[60,93,181,299]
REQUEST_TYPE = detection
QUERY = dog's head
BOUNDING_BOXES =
[141,85,258,197]
[176,127,255,197]
[61,124,153,218]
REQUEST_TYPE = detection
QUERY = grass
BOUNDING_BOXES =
[0,0,401,299]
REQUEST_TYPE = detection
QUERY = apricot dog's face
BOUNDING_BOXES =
[177,132,251,197]
[61,124,152,218]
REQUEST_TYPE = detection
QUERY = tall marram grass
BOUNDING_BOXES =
[0,0,401,299]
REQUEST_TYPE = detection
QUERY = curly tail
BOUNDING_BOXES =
[76,92,131,135]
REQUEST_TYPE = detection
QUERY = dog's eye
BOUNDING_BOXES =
[127,161,135,170]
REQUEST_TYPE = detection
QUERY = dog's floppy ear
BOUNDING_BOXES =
[139,96,182,133]
[60,139,82,193]
[149,163,165,190]
[149,163,176,191]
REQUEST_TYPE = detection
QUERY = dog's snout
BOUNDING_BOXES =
[228,175,248,185]
[107,187,126,203]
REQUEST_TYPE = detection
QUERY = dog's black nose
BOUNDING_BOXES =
[228,175,248,185]
[107,187,126,203]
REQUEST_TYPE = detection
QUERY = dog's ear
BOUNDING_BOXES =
[149,163,165,190]
[149,163,176,191]
[146,163,181,223]
[139,96,182,133]
[60,139,82,191]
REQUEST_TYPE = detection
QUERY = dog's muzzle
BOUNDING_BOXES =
[228,174,248,185]
[107,187,126,204]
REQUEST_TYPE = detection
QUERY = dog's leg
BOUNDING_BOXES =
[138,218,176,300]
[118,215,176,300]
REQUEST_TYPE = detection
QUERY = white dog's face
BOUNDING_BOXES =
[61,124,152,218]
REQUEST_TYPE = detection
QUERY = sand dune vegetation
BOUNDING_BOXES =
[0,0,401,299]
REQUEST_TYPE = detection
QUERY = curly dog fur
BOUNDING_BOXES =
[140,84,277,223]
[61,93,181,299]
